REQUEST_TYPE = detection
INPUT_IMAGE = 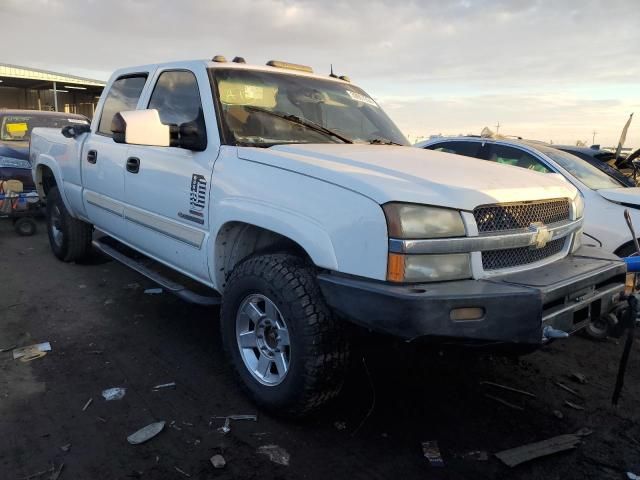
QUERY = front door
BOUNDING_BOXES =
[123,68,215,284]
[81,74,148,240]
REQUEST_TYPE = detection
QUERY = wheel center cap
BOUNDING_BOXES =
[256,319,279,354]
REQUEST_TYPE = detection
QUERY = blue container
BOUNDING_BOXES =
[624,256,640,272]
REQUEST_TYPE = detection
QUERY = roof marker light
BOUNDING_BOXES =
[232,57,246,64]
[266,60,313,73]
[212,55,227,63]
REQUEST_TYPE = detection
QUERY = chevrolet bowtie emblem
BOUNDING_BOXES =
[529,222,552,249]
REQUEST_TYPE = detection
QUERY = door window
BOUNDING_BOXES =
[148,70,205,128]
[425,141,483,158]
[488,144,551,173]
[97,75,147,135]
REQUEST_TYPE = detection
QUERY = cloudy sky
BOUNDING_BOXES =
[2,0,639,146]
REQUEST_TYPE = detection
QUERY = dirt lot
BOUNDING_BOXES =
[1,219,640,479]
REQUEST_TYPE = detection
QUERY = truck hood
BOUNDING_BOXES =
[598,187,640,206]
[237,144,577,210]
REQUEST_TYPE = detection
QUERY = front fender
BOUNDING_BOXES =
[210,197,339,273]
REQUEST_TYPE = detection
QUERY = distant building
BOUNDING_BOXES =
[0,63,105,119]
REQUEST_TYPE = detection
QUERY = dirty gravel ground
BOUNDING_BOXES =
[1,219,639,479]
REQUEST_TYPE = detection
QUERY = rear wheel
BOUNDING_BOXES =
[220,253,349,416]
[46,186,93,262]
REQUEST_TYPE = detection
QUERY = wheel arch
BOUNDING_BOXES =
[34,158,73,212]
[211,217,338,292]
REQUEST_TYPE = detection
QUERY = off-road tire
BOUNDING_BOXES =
[220,253,349,416]
[46,186,93,262]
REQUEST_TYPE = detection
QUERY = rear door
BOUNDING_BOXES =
[123,68,216,283]
[81,73,149,239]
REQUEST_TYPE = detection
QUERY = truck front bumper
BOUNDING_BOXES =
[318,247,626,346]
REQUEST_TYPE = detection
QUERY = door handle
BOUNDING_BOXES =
[126,157,140,174]
[87,150,97,164]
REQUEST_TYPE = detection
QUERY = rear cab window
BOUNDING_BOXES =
[97,75,148,136]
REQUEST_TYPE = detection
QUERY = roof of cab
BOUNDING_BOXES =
[110,58,351,85]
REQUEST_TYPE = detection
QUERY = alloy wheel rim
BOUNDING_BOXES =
[50,205,63,247]
[235,293,291,386]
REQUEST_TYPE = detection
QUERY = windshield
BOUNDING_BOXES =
[538,146,623,190]
[210,68,408,147]
[0,114,89,142]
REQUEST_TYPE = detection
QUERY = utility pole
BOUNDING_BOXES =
[495,121,500,134]
[592,130,597,145]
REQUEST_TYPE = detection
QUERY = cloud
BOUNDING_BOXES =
[1,0,638,145]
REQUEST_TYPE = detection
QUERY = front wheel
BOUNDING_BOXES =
[220,253,349,416]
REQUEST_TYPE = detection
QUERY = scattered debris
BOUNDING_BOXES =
[144,288,163,295]
[217,417,231,434]
[210,454,226,469]
[334,421,347,431]
[0,344,17,352]
[554,381,583,398]
[182,421,194,427]
[97,416,107,423]
[155,456,160,463]
[553,410,564,419]
[570,372,587,384]
[628,472,640,480]
[125,283,141,290]
[13,342,51,361]
[102,387,126,401]
[82,398,93,411]
[78,284,87,289]
[213,414,257,434]
[484,393,524,411]
[495,429,591,467]
[351,356,376,437]
[152,382,176,391]
[51,463,64,480]
[228,414,257,421]
[422,440,445,467]
[60,443,71,452]
[464,450,488,461]
[86,350,103,355]
[480,380,537,398]
[174,466,191,477]
[127,421,166,445]
[257,444,290,466]
[564,400,585,411]
[104,299,114,305]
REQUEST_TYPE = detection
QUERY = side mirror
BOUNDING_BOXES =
[111,109,170,147]
[61,124,90,138]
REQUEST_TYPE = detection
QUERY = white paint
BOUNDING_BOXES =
[31,59,581,293]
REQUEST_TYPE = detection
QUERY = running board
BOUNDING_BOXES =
[92,237,221,306]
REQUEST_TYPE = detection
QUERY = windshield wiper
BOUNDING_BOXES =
[243,106,353,144]
[368,137,403,146]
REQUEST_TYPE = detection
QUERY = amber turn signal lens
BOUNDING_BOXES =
[387,253,406,282]
[450,307,485,321]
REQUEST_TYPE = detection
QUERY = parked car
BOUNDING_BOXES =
[31,58,625,414]
[554,144,635,187]
[0,109,89,191]
[417,137,640,257]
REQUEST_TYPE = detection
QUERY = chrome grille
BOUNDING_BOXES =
[482,237,566,270]
[474,199,571,233]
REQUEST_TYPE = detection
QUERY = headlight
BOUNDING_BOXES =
[383,203,466,239]
[572,193,584,220]
[387,253,471,282]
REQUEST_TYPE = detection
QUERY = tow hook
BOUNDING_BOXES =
[542,325,569,343]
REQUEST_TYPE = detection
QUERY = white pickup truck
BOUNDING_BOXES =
[30,57,626,415]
